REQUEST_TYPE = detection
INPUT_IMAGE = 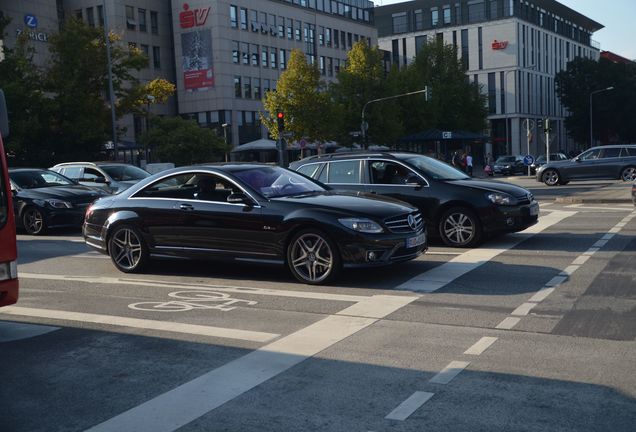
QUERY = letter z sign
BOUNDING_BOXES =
[180,3,210,28]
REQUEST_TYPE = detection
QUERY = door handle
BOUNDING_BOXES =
[179,203,194,211]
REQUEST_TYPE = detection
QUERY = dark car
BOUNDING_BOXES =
[9,168,107,235]
[289,152,539,248]
[536,144,636,186]
[83,164,427,285]
[530,153,568,175]
[493,155,526,176]
[632,182,636,206]
[51,162,150,194]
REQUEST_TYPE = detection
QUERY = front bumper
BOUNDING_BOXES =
[481,201,539,234]
[339,229,428,268]
[83,221,108,253]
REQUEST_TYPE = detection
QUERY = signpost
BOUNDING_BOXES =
[523,155,534,166]
[522,119,535,177]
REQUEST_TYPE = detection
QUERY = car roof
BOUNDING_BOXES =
[9,167,52,172]
[292,151,419,165]
[53,161,134,167]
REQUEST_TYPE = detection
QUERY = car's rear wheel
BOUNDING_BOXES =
[22,207,46,235]
[542,169,561,186]
[620,166,636,182]
[438,207,482,248]
[108,225,148,273]
[287,229,340,285]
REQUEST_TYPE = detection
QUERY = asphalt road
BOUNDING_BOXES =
[1,192,635,431]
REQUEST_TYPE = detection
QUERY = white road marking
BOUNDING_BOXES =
[545,275,568,287]
[336,295,418,319]
[425,251,463,256]
[560,265,580,276]
[385,391,435,421]
[495,317,521,330]
[565,205,633,211]
[70,253,109,259]
[528,287,555,303]
[85,294,416,432]
[572,255,591,266]
[583,247,600,255]
[1,306,279,343]
[396,211,576,292]
[593,239,608,248]
[0,321,60,343]
[511,302,537,317]
[601,233,614,240]
[463,337,498,356]
[429,361,470,385]
[18,273,368,303]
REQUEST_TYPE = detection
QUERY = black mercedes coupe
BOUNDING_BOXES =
[83,164,427,284]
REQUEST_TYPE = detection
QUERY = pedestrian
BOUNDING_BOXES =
[466,153,473,176]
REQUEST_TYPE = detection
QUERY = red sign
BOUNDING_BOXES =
[184,69,214,89]
[180,3,210,28]
[491,40,509,50]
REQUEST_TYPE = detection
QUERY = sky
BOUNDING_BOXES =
[374,0,636,60]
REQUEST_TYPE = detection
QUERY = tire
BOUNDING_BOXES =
[542,169,561,186]
[22,206,46,235]
[620,166,636,182]
[107,225,149,273]
[287,229,341,285]
[438,207,483,248]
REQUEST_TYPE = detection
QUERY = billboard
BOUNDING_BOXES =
[181,29,214,91]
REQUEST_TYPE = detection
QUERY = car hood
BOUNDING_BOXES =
[17,185,108,203]
[275,191,417,219]
[446,179,532,198]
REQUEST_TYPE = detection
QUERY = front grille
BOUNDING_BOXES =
[385,212,423,233]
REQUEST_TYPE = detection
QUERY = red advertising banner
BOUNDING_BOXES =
[184,69,214,89]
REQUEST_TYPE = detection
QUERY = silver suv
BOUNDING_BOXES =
[51,162,150,194]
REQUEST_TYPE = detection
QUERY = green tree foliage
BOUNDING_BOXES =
[261,49,335,142]
[330,40,402,146]
[141,117,229,166]
[556,57,636,145]
[395,40,488,135]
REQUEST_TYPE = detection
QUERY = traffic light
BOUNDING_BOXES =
[544,118,551,132]
[276,111,285,132]
[537,118,543,130]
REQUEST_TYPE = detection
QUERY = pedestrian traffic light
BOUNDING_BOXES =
[544,118,551,132]
[276,111,285,132]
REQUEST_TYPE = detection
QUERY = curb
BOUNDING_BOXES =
[553,197,633,204]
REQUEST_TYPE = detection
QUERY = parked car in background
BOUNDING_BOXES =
[290,152,539,248]
[84,164,427,285]
[493,155,526,176]
[530,153,568,175]
[51,162,150,194]
[9,168,107,235]
[536,144,636,186]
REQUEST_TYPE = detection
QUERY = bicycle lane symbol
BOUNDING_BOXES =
[128,290,258,312]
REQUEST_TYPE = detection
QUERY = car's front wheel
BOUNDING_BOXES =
[542,169,561,186]
[108,225,149,273]
[22,207,46,235]
[438,207,482,248]
[287,229,341,285]
[620,166,636,182]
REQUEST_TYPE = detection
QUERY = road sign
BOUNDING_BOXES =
[442,131,453,139]
[523,155,535,166]
[299,139,307,149]
[522,119,535,132]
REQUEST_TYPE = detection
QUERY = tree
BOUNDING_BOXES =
[261,49,335,142]
[556,57,636,145]
[330,40,403,146]
[140,117,229,166]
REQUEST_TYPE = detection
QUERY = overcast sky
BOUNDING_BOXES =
[374,0,636,60]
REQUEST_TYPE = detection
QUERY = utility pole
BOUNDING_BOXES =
[102,0,118,161]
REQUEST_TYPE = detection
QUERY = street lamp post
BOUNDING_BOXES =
[102,0,118,160]
[222,123,229,162]
[144,95,155,163]
[589,86,615,147]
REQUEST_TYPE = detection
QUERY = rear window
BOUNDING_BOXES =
[326,160,360,184]
[600,148,621,158]
[621,147,636,157]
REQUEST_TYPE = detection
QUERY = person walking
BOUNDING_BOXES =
[466,153,473,176]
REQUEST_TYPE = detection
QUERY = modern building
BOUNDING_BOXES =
[374,0,603,157]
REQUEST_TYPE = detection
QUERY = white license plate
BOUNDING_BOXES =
[406,233,426,248]
[529,203,539,216]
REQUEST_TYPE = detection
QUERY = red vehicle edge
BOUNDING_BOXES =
[0,89,19,307]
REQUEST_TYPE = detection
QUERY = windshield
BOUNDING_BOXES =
[496,156,516,163]
[231,166,326,198]
[397,154,469,180]
[100,165,150,181]
[10,170,75,189]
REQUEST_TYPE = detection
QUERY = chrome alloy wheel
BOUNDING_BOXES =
[109,227,143,271]
[543,169,560,186]
[23,207,45,235]
[621,166,636,182]
[289,233,334,284]
[442,212,475,246]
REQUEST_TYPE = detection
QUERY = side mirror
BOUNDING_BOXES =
[574,157,581,162]
[227,192,253,205]
[94,177,109,184]
[405,174,424,186]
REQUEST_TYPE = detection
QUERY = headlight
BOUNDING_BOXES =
[33,199,73,208]
[338,218,383,233]
[487,193,518,206]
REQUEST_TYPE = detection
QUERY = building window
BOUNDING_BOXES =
[141,44,149,59]
[431,8,439,26]
[415,35,427,53]
[278,17,285,37]
[392,39,399,65]
[254,78,261,100]
[262,47,268,67]
[241,42,249,65]
[97,5,104,26]
[232,41,239,63]
[152,46,160,68]
[251,44,259,66]
[150,11,158,34]
[279,49,286,69]
[234,76,242,98]
[327,57,333,77]
[240,7,247,30]
[138,9,147,32]
[287,21,293,39]
[461,29,469,70]
[443,6,451,24]
[270,48,277,69]
[468,0,485,23]
[126,6,135,30]
[488,72,496,114]
[319,26,325,46]
[326,28,332,47]
[295,20,302,41]
[341,30,346,49]
[75,9,82,20]
[243,77,251,99]
[86,7,95,27]
[478,27,483,69]
[392,12,408,33]
[319,56,325,75]
[414,9,423,31]
[230,5,238,28]
[334,29,339,48]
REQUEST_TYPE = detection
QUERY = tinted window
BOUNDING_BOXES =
[83,167,103,181]
[620,147,636,157]
[579,149,601,160]
[232,166,325,198]
[101,165,149,181]
[60,166,83,179]
[369,161,415,185]
[600,148,621,158]
[10,170,75,189]
[327,160,360,184]
[135,173,196,199]
[296,163,323,179]
[397,155,469,181]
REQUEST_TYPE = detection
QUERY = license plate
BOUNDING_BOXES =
[529,203,539,216]
[406,233,425,248]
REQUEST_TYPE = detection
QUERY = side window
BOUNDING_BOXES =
[580,149,601,160]
[135,173,197,199]
[600,148,621,159]
[369,161,413,185]
[327,160,360,184]
[83,167,103,181]
[620,147,636,157]
[61,166,83,180]
[194,174,235,203]
[296,163,322,179]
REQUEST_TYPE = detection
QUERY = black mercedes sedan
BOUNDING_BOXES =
[83,164,427,284]
[9,168,108,235]
[290,152,539,248]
